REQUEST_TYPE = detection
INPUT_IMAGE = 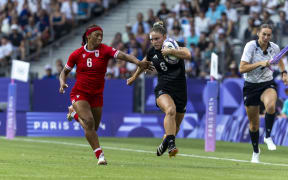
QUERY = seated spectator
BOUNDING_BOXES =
[24,16,42,57]
[122,23,132,44]
[106,59,119,79]
[224,62,241,78]
[242,0,261,15]
[9,24,26,60]
[173,0,189,17]
[146,8,157,28]
[194,10,209,36]
[61,0,78,29]
[157,2,170,20]
[18,1,31,28]
[166,11,177,33]
[206,2,222,26]
[261,10,274,28]
[111,32,123,49]
[170,25,185,43]
[0,36,13,66]
[225,1,238,23]
[262,0,279,15]
[132,12,150,34]
[36,9,50,45]
[50,3,66,40]
[42,64,56,79]
[53,59,64,78]
[186,26,199,50]
[135,23,149,54]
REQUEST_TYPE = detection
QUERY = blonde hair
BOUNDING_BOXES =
[151,21,166,35]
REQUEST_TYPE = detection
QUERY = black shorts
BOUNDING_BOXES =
[243,80,277,106]
[154,88,187,113]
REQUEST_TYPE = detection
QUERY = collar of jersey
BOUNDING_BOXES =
[84,44,100,53]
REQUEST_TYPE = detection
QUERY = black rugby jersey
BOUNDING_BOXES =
[146,43,186,91]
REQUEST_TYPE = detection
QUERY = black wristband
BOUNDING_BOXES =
[281,70,287,76]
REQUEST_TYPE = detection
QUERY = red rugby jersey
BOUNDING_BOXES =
[65,44,119,94]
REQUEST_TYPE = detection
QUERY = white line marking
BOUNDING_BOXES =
[1,137,288,167]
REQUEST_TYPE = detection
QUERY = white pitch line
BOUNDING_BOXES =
[1,137,288,167]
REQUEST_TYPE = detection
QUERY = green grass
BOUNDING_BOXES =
[0,137,288,180]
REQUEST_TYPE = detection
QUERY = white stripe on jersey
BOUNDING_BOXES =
[65,64,72,70]
[241,40,280,83]
[114,50,120,58]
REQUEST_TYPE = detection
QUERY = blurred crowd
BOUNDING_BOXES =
[0,0,121,76]
[105,0,288,80]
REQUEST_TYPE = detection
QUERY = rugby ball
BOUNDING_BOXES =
[162,38,179,64]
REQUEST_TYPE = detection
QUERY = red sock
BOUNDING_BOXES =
[94,148,102,159]
[74,113,79,122]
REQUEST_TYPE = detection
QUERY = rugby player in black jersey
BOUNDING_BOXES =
[127,21,191,157]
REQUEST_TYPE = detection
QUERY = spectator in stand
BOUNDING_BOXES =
[224,1,238,23]
[224,62,241,78]
[37,9,50,44]
[43,64,56,79]
[194,10,209,36]
[186,26,199,49]
[262,0,279,15]
[24,16,42,57]
[146,8,157,28]
[135,23,149,54]
[111,32,122,49]
[9,24,26,60]
[157,2,170,21]
[122,23,132,44]
[261,10,274,28]
[18,1,31,28]
[205,2,222,27]
[219,12,234,37]
[197,32,208,51]
[242,0,261,15]
[53,59,64,78]
[61,0,78,29]
[132,12,150,34]
[0,36,13,66]
[173,0,189,17]
[50,3,66,40]
[166,11,177,33]
[170,25,185,43]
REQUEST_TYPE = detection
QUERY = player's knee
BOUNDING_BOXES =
[265,104,275,114]
[165,106,176,117]
[83,117,95,130]
[249,122,259,132]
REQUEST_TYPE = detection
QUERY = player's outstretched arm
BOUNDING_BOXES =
[161,47,191,60]
[117,51,153,70]
[239,60,270,74]
[126,57,148,86]
[59,67,71,93]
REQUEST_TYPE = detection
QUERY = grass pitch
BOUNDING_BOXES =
[0,137,287,180]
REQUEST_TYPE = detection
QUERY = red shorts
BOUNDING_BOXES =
[70,90,103,107]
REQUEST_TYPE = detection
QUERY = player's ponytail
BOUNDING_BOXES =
[152,21,167,35]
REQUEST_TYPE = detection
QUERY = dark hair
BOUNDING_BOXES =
[81,24,101,46]
[259,24,273,32]
[151,21,167,35]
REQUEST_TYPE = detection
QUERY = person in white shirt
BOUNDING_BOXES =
[239,24,288,163]
[0,37,13,66]
[61,0,78,28]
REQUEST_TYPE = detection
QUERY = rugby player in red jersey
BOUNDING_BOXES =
[59,24,152,165]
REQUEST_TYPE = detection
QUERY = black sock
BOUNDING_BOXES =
[249,130,259,153]
[265,113,275,138]
[166,135,175,145]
